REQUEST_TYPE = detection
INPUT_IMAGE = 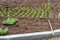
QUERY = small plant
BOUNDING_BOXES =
[41,3,53,18]
[22,7,30,17]
[0,5,53,18]
[31,9,37,17]
[0,28,8,35]
[0,8,6,16]
[2,18,18,25]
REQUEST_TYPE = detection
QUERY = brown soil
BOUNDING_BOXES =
[0,17,51,35]
[0,0,59,35]
[50,0,60,30]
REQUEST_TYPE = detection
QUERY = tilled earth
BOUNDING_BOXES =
[0,17,51,35]
[0,0,59,35]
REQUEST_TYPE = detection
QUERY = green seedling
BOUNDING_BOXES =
[40,9,44,17]
[31,7,37,18]
[2,18,18,25]
[19,11,25,16]
[11,9,17,16]
[31,9,37,17]
[20,6,27,11]
[41,3,53,18]
[0,28,8,35]
[7,8,12,17]
[26,8,34,17]
[0,5,53,18]
[36,8,41,17]
[0,8,6,16]
[2,8,6,16]
[22,9,30,17]
[15,9,21,16]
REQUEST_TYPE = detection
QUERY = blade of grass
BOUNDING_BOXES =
[40,9,45,18]
[26,8,34,17]
[22,9,30,17]
[36,8,42,18]
[2,8,6,16]
[31,9,37,18]
[18,11,25,16]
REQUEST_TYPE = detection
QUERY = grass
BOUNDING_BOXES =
[0,3,53,18]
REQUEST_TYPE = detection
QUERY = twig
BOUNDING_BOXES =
[48,20,54,35]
